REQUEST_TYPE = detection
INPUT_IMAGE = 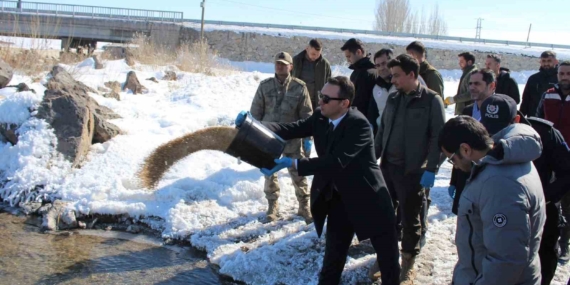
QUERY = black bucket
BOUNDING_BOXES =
[226,113,286,169]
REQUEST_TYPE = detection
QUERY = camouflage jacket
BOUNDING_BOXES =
[250,75,313,153]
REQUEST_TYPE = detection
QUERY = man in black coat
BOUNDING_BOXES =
[485,54,521,103]
[340,38,376,118]
[237,76,400,285]
[520,51,558,116]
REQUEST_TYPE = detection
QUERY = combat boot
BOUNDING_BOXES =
[266,199,280,222]
[367,260,381,281]
[297,198,313,224]
[400,252,416,285]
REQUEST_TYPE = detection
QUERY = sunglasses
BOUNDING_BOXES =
[318,91,346,104]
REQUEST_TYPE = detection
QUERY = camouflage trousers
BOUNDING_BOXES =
[264,152,309,202]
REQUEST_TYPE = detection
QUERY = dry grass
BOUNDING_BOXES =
[127,34,235,76]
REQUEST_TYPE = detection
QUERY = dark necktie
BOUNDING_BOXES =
[326,122,335,147]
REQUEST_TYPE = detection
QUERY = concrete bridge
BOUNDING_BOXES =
[0,0,198,50]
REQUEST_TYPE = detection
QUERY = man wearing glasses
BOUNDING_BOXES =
[240,76,400,285]
[249,51,313,224]
[439,115,545,285]
[373,54,445,284]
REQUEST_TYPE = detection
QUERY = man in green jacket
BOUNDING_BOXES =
[292,39,332,110]
[406,41,445,100]
[445,52,478,115]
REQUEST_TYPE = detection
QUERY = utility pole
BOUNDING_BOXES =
[475,18,483,39]
[526,23,532,43]
[200,0,206,42]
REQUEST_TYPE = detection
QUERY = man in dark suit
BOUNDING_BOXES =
[236,76,400,285]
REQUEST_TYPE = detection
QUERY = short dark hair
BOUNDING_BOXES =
[373,48,393,61]
[438,116,494,154]
[327,76,355,105]
[340,38,365,54]
[559,60,570,67]
[387,54,420,79]
[470,68,496,85]
[541,51,557,59]
[406,41,426,56]
[486,54,501,64]
[458,52,476,64]
[308,39,322,51]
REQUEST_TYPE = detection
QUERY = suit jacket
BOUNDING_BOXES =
[263,108,396,241]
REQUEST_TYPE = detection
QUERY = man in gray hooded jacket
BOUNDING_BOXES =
[439,114,545,285]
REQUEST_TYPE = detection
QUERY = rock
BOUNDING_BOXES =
[0,58,13,88]
[146,77,159,83]
[92,55,104,69]
[105,226,112,231]
[103,91,120,101]
[87,218,98,229]
[78,221,87,229]
[0,123,19,145]
[39,200,70,231]
[104,81,121,94]
[97,86,111,93]
[125,49,135,66]
[18,202,42,215]
[126,225,142,234]
[16,83,30,92]
[123,71,147,94]
[162,71,177,81]
[37,66,122,167]
[61,208,77,228]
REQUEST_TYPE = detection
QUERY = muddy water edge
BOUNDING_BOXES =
[0,209,241,285]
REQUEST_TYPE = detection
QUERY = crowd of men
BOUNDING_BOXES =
[238,37,570,285]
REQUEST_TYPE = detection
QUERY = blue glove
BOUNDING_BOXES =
[235,111,248,127]
[303,138,312,153]
[260,157,294,176]
[420,171,435,188]
[448,185,456,199]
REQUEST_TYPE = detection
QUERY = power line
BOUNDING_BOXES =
[209,0,375,25]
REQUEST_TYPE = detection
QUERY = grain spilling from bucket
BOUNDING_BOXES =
[138,126,238,189]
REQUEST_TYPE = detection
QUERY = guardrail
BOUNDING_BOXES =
[185,19,570,50]
[0,0,183,23]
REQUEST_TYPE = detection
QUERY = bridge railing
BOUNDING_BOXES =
[0,0,183,23]
[184,19,570,50]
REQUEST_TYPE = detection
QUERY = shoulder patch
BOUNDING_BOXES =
[493,213,507,228]
[527,116,554,127]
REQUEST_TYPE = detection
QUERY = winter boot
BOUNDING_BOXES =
[368,260,381,281]
[297,198,313,224]
[400,252,416,285]
[265,199,280,222]
[560,243,570,264]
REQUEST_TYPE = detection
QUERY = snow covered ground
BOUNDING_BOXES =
[1,59,569,284]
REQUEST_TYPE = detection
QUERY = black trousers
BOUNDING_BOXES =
[318,191,400,285]
[382,163,424,255]
[540,202,560,285]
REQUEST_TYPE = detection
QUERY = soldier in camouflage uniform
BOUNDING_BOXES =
[250,51,314,223]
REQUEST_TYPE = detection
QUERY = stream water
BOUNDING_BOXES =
[0,212,234,285]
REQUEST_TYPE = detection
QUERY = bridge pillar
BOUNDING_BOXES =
[61,38,71,52]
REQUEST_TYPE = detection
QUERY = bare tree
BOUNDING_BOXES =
[374,0,448,36]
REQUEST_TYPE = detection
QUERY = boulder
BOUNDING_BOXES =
[92,55,104,69]
[103,91,120,101]
[0,123,19,145]
[0,58,13,88]
[37,66,122,167]
[146,77,159,83]
[162,71,177,81]
[123,71,147,94]
[125,49,136,66]
[104,81,122,94]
